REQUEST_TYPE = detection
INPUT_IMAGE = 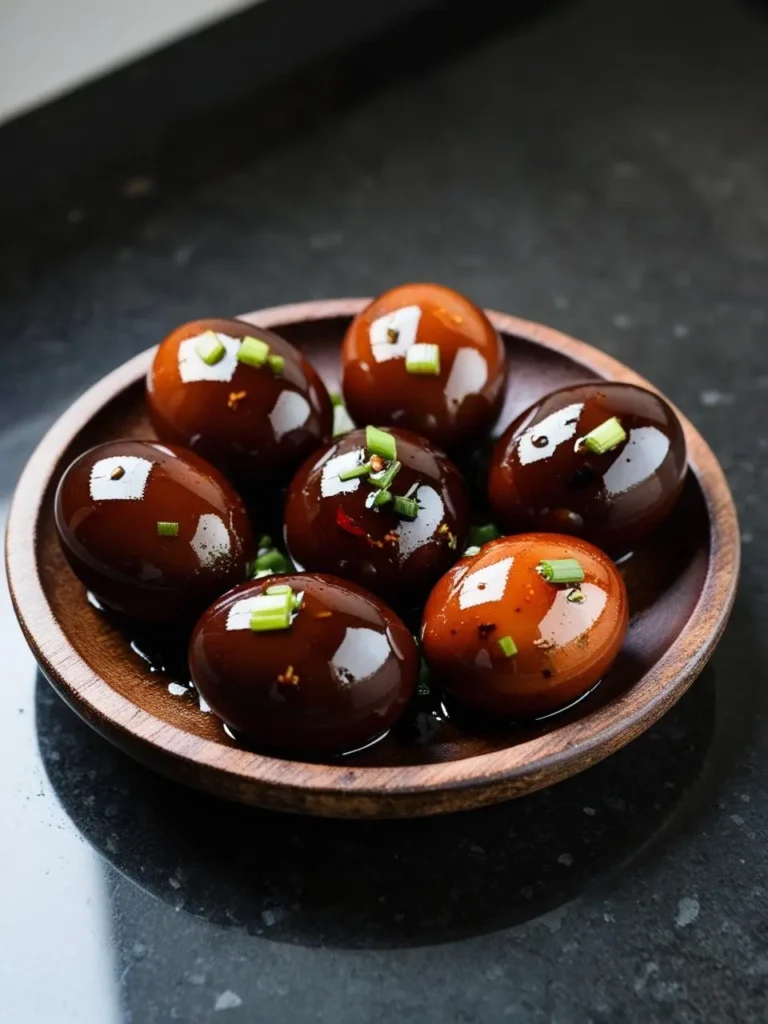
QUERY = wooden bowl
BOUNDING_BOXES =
[6,300,740,818]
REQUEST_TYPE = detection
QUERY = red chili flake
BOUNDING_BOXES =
[541,668,553,679]
[383,531,400,545]
[110,466,125,480]
[228,390,247,410]
[477,623,496,637]
[370,454,386,473]
[386,327,399,343]
[315,610,332,619]
[336,507,366,537]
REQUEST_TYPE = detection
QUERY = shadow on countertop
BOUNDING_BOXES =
[36,661,716,950]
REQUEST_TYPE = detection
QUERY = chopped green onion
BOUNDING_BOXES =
[537,558,585,583]
[369,459,401,491]
[268,354,285,375]
[195,331,225,366]
[567,588,586,604]
[254,568,274,579]
[255,549,292,573]
[371,489,392,508]
[469,523,500,548]
[157,521,179,537]
[463,545,481,557]
[498,635,518,657]
[265,584,292,596]
[366,425,397,461]
[333,403,356,438]
[330,392,344,407]
[582,416,627,454]
[257,534,272,551]
[291,591,304,611]
[237,336,270,367]
[393,495,419,518]
[405,343,441,375]
[339,460,372,481]
[249,592,292,631]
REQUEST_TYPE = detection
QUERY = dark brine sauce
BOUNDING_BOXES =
[99,596,623,766]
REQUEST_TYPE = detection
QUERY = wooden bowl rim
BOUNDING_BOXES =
[6,299,740,802]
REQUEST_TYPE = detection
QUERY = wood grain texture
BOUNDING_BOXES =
[5,300,741,818]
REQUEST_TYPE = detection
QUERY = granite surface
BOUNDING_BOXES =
[1,0,767,1020]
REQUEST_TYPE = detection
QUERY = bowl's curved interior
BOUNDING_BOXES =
[31,310,718,771]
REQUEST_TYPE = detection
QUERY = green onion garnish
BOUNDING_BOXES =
[366,425,397,461]
[254,549,292,573]
[371,489,392,508]
[333,402,356,438]
[291,591,304,611]
[567,588,586,603]
[257,534,272,551]
[330,392,344,407]
[338,461,372,481]
[249,592,293,632]
[265,584,292,595]
[369,459,401,491]
[195,331,225,366]
[157,521,179,537]
[537,558,585,583]
[463,545,481,557]
[237,336,269,368]
[393,495,419,518]
[469,523,500,548]
[582,416,627,454]
[498,636,518,657]
[405,343,441,375]
[268,354,285,375]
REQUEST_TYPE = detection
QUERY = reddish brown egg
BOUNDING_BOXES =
[421,534,628,718]
[284,427,470,608]
[341,283,506,453]
[55,440,254,624]
[146,318,333,489]
[488,382,687,552]
[189,574,418,757]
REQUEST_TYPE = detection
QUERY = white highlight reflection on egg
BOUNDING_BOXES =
[517,403,584,466]
[398,485,444,559]
[369,305,422,363]
[320,448,366,498]
[458,556,514,610]
[603,426,670,496]
[331,627,391,686]
[444,347,487,407]
[269,391,311,441]
[191,513,231,568]
[89,456,153,501]
[226,596,264,631]
[537,583,607,648]
[178,333,239,383]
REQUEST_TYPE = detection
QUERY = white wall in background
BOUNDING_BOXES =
[0,0,264,125]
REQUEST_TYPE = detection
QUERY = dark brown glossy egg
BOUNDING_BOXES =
[284,427,470,608]
[341,283,506,453]
[189,574,418,757]
[55,440,254,624]
[146,317,333,490]
[422,534,628,718]
[488,382,687,552]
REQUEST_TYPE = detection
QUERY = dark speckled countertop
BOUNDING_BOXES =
[2,0,767,1020]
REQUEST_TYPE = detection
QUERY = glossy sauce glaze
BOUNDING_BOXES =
[341,283,507,453]
[189,574,419,757]
[421,534,628,718]
[146,317,333,490]
[488,382,687,552]
[284,427,470,609]
[55,440,254,624]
